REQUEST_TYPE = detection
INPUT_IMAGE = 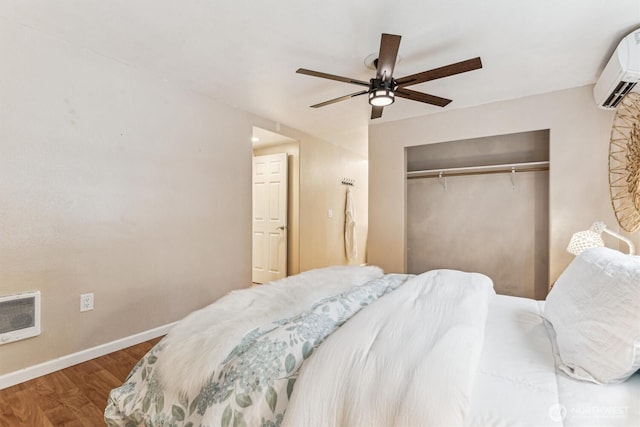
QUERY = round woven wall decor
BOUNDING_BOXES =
[609,91,640,232]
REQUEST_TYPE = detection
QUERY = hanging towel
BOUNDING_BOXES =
[345,186,358,262]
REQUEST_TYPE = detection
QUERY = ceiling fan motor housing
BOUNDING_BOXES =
[370,78,396,91]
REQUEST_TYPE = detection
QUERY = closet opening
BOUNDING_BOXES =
[405,130,550,299]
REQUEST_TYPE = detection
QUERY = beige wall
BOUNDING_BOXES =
[0,14,368,376]
[253,142,300,275]
[369,85,640,285]
[0,19,256,374]
[299,137,369,270]
[407,171,549,299]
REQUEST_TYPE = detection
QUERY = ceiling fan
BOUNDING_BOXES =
[296,33,483,119]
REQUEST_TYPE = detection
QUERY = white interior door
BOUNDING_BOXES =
[252,153,288,284]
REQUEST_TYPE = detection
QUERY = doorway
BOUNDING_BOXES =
[252,127,300,284]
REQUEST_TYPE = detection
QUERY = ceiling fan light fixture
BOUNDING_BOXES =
[369,89,395,106]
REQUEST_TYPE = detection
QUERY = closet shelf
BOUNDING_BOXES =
[406,160,549,179]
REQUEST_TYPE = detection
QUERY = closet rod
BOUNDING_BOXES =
[406,160,549,180]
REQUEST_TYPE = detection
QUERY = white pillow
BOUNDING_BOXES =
[544,247,640,384]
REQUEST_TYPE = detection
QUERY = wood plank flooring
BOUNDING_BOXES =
[0,337,162,426]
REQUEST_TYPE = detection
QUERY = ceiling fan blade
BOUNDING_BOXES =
[376,33,401,81]
[297,68,370,87]
[310,90,368,108]
[371,105,384,119]
[395,88,452,107]
[396,57,482,87]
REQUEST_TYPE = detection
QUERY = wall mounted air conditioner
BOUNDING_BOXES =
[593,28,640,109]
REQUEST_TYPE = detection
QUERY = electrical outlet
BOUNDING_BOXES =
[80,293,94,312]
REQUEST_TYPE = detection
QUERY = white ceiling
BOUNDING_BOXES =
[2,1,639,154]
[252,126,296,149]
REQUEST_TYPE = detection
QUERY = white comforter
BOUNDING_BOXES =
[156,265,385,398]
[105,267,495,426]
[283,269,495,427]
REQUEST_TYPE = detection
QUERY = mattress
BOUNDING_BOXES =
[469,294,640,427]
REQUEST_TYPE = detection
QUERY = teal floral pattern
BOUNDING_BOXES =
[105,274,409,426]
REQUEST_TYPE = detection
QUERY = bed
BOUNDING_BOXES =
[105,248,640,426]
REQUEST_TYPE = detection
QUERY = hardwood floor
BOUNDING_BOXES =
[0,337,162,426]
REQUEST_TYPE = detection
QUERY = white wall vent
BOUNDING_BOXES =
[0,291,41,345]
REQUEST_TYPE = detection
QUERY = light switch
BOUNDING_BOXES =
[328,209,333,218]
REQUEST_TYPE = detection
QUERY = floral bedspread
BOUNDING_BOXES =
[105,274,410,427]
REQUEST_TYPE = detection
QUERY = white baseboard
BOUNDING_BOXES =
[0,322,177,390]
